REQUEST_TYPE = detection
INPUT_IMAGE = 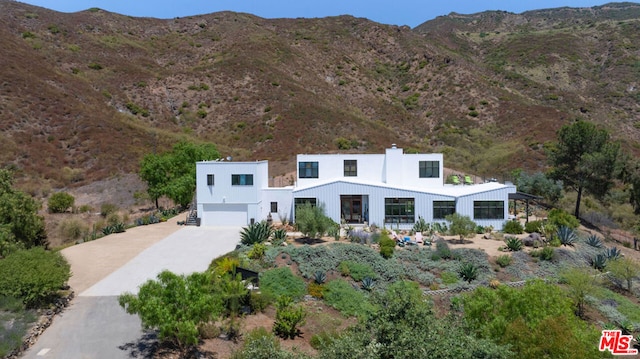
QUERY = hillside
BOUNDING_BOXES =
[0,1,639,196]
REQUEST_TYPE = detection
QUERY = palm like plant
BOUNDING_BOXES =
[240,221,273,245]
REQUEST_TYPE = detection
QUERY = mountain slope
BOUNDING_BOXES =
[0,1,638,193]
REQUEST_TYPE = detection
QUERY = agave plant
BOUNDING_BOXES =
[240,221,273,245]
[271,228,287,245]
[505,236,523,252]
[590,254,607,271]
[458,263,478,283]
[314,270,326,284]
[113,222,126,233]
[412,217,430,234]
[361,277,376,291]
[102,225,115,235]
[604,247,622,260]
[585,234,603,248]
[556,226,577,247]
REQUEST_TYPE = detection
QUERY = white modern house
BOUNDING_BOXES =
[196,145,517,229]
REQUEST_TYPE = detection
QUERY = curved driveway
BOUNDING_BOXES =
[22,217,240,359]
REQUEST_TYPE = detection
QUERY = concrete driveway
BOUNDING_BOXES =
[22,219,240,359]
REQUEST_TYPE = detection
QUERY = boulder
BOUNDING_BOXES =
[523,232,542,247]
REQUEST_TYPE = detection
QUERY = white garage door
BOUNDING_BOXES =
[202,204,248,226]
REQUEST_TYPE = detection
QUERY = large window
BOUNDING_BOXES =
[231,174,253,186]
[294,198,317,208]
[206,174,214,186]
[419,161,439,178]
[299,162,319,178]
[344,160,357,177]
[385,198,415,223]
[433,201,455,219]
[474,201,505,220]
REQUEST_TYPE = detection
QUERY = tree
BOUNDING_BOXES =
[547,120,620,218]
[47,192,75,213]
[294,202,335,238]
[606,257,640,292]
[445,213,476,243]
[513,171,562,203]
[0,169,47,250]
[139,140,219,208]
[118,270,224,355]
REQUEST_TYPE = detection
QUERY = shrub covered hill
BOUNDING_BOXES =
[1,1,639,190]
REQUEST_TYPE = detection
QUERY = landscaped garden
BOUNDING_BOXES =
[118,202,640,358]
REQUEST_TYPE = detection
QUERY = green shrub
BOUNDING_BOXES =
[539,246,554,261]
[260,267,306,300]
[240,221,273,245]
[47,192,75,213]
[503,220,524,234]
[435,239,452,259]
[247,243,267,260]
[440,271,459,284]
[547,208,579,229]
[324,279,374,318]
[379,234,395,259]
[496,254,512,268]
[524,220,543,233]
[233,327,294,359]
[295,203,335,238]
[0,248,71,308]
[249,291,271,313]
[338,261,376,282]
[272,296,306,339]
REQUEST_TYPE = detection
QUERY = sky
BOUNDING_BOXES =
[18,1,624,28]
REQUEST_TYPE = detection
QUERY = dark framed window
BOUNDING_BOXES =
[231,174,253,186]
[206,174,214,186]
[344,160,357,177]
[419,161,439,178]
[270,202,278,213]
[298,161,319,178]
[433,201,455,219]
[294,198,317,208]
[384,198,415,223]
[473,201,505,220]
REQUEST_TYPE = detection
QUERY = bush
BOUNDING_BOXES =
[547,208,579,229]
[295,203,335,238]
[247,243,267,260]
[496,254,512,268]
[308,282,325,298]
[273,296,306,339]
[524,220,543,234]
[240,221,273,245]
[233,327,294,359]
[47,192,75,213]
[248,291,271,313]
[338,261,376,282]
[119,271,223,354]
[58,218,89,241]
[0,247,71,307]
[100,203,118,217]
[503,220,524,234]
[324,279,374,318]
[435,239,452,259]
[539,246,554,261]
[260,267,306,300]
[379,234,395,259]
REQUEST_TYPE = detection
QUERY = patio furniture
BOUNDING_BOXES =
[464,175,473,185]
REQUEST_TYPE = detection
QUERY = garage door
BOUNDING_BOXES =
[202,204,248,226]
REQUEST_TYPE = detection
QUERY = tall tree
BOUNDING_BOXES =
[547,120,619,218]
[139,140,219,208]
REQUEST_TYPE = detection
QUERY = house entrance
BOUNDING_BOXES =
[341,195,367,224]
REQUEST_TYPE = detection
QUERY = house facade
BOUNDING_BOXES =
[196,145,516,229]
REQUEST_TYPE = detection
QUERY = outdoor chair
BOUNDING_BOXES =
[451,175,460,185]
[464,175,473,185]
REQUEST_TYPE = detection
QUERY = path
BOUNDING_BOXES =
[21,217,240,359]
